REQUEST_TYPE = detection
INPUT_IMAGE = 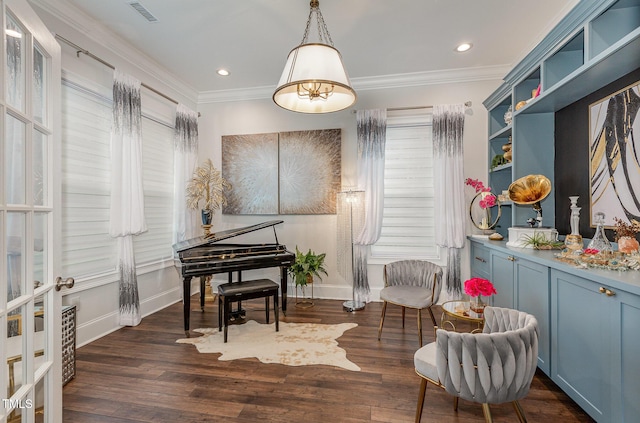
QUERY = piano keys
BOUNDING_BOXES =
[173,220,295,332]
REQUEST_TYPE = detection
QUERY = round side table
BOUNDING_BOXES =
[440,300,484,333]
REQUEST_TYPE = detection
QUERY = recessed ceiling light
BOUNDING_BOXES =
[455,43,472,52]
[216,69,230,76]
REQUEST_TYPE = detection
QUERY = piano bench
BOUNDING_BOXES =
[217,279,280,343]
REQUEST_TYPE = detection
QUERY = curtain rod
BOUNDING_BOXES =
[55,34,188,112]
[352,101,472,114]
[388,101,472,112]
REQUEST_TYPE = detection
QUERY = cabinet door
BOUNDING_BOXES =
[551,269,611,422]
[489,251,515,308]
[515,259,550,375]
[470,241,490,278]
[611,289,640,423]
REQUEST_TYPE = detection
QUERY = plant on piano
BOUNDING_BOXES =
[186,158,232,225]
[288,246,328,287]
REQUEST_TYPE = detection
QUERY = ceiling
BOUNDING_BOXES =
[50,0,578,94]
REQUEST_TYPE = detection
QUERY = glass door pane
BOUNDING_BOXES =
[33,129,48,206]
[6,212,25,302]
[5,114,26,205]
[33,44,47,125]
[5,13,25,112]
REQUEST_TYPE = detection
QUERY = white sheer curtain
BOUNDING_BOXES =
[353,109,387,303]
[110,70,146,326]
[433,104,466,298]
[173,104,199,243]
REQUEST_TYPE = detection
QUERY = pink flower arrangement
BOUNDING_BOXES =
[465,178,491,193]
[479,195,496,209]
[464,277,497,298]
[465,178,496,210]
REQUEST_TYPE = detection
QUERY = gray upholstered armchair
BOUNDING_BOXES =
[378,260,443,347]
[414,306,539,423]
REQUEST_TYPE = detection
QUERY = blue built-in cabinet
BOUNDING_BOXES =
[480,2,640,418]
[472,242,551,374]
[469,238,640,423]
[483,0,640,237]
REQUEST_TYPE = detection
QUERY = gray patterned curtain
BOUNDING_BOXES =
[433,104,466,297]
[109,70,146,326]
[353,109,387,303]
[173,104,199,243]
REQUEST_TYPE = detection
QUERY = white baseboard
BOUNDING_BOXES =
[75,287,182,348]
[288,284,382,302]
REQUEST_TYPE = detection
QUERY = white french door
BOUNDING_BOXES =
[1,0,62,422]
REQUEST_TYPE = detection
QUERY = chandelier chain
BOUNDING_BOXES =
[300,2,334,46]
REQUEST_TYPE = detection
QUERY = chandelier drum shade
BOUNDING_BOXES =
[273,0,356,113]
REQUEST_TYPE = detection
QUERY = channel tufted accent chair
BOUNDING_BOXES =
[414,306,539,423]
[378,260,443,347]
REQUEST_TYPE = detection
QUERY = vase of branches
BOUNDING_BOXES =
[186,159,232,237]
[613,217,640,254]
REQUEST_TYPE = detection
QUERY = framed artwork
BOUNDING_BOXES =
[279,129,341,214]
[589,81,640,227]
[222,133,279,215]
[221,129,341,215]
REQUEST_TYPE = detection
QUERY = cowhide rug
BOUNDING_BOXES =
[176,320,360,371]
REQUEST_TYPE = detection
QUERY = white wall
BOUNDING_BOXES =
[197,79,501,303]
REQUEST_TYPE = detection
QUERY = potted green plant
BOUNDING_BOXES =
[288,247,328,286]
[288,247,328,308]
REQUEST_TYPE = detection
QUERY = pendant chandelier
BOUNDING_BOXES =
[273,0,356,113]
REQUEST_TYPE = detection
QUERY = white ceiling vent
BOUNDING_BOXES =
[128,1,158,23]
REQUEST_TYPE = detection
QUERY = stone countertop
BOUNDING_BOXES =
[468,236,640,297]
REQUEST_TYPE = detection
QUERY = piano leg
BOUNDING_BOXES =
[183,276,192,333]
[281,266,288,315]
[199,276,206,312]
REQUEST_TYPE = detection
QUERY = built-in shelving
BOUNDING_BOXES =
[544,30,584,89]
[488,97,512,136]
[590,0,640,58]
[514,68,541,108]
[484,0,640,236]
[490,163,512,173]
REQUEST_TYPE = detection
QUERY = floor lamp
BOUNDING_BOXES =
[338,190,365,312]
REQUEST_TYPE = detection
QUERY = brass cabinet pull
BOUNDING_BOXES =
[474,256,487,263]
[598,286,616,297]
[507,256,516,261]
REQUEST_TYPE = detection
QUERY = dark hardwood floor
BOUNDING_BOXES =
[63,296,593,422]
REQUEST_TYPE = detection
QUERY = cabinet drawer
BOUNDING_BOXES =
[470,242,490,277]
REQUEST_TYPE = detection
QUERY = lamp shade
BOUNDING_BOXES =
[273,43,356,113]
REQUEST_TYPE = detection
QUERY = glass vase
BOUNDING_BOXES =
[469,296,486,317]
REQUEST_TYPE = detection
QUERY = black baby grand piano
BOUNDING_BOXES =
[173,220,295,332]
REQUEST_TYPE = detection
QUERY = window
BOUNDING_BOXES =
[370,112,440,262]
[133,116,175,265]
[61,79,115,277]
[61,76,176,280]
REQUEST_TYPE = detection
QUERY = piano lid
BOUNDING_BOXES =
[172,220,284,253]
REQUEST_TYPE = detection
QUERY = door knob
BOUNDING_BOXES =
[55,277,75,291]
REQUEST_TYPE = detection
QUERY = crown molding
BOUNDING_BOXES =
[29,0,199,105]
[198,65,510,105]
[30,0,508,108]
